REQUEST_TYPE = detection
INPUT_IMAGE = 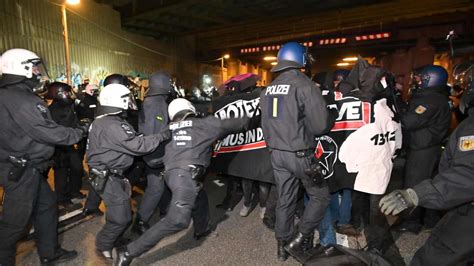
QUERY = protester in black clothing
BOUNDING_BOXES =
[46,82,85,205]
[132,71,174,234]
[0,48,87,265]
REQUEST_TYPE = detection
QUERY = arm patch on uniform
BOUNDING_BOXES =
[120,123,135,137]
[415,105,427,114]
[459,135,474,151]
[36,103,48,118]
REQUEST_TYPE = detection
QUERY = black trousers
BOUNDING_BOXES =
[263,184,278,222]
[0,167,58,265]
[411,204,474,266]
[96,176,132,252]
[127,168,208,257]
[84,185,101,210]
[403,146,441,227]
[53,149,83,202]
[241,178,271,207]
[137,167,165,222]
[270,150,330,241]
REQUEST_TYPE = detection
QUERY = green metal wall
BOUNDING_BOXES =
[0,0,184,86]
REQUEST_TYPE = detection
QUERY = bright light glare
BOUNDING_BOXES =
[342,57,358,62]
[223,54,230,59]
[66,0,80,5]
[264,56,277,61]
[204,76,212,84]
[336,62,350,66]
[271,62,277,66]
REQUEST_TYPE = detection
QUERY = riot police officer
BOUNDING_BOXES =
[259,42,334,262]
[47,82,85,204]
[114,98,250,266]
[132,71,173,234]
[82,74,136,216]
[0,48,87,265]
[379,62,474,265]
[397,65,451,233]
[86,83,170,260]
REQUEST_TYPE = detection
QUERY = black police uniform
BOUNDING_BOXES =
[86,114,169,253]
[125,116,248,257]
[260,69,334,242]
[409,107,474,265]
[49,101,84,202]
[0,83,84,265]
[401,86,451,229]
[136,94,169,223]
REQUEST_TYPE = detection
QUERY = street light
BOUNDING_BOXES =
[220,54,230,84]
[60,0,80,85]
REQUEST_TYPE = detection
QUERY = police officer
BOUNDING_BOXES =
[379,62,474,265]
[86,83,170,260]
[114,98,250,265]
[82,74,136,216]
[0,48,87,265]
[46,82,86,204]
[260,42,334,262]
[132,71,173,234]
[397,65,451,233]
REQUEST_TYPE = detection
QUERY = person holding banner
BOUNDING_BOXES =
[260,42,335,262]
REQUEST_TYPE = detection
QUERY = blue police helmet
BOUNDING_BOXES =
[271,42,307,73]
[333,69,351,82]
[415,65,448,89]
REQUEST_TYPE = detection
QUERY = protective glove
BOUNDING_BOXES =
[78,118,92,137]
[379,188,419,216]
[157,126,171,141]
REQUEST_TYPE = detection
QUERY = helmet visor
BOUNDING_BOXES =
[122,92,138,110]
[30,59,50,93]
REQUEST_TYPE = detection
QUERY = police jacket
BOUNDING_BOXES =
[0,83,83,169]
[49,101,80,154]
[260,69,333,152]
[76,93,98,120]
[138,95,169,168]
[413,108,474,209]
[87,114,168,173]
[164,116,248,171]
[401,86,451,150]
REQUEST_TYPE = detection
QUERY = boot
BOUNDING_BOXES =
[284,232,313,263]
[40,248,78,265]
[131,215,149,235]
[277,239,288,261]
[113,247,134,266]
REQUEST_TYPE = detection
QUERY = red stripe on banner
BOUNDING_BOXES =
[213,141,267,157]
[363,102,371,124]
[332,121,366,131]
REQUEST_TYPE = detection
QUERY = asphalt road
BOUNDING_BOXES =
[15,159,429,265]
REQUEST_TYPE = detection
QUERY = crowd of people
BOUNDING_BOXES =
[0,42,473,266]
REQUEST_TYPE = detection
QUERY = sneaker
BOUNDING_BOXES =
[239,204,251,217]
[259,207,266,219]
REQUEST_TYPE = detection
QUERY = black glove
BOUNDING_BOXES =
[157,126,171,141]
[379,188,419,216]
[78,118,92,137]
[304,156,324,185]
